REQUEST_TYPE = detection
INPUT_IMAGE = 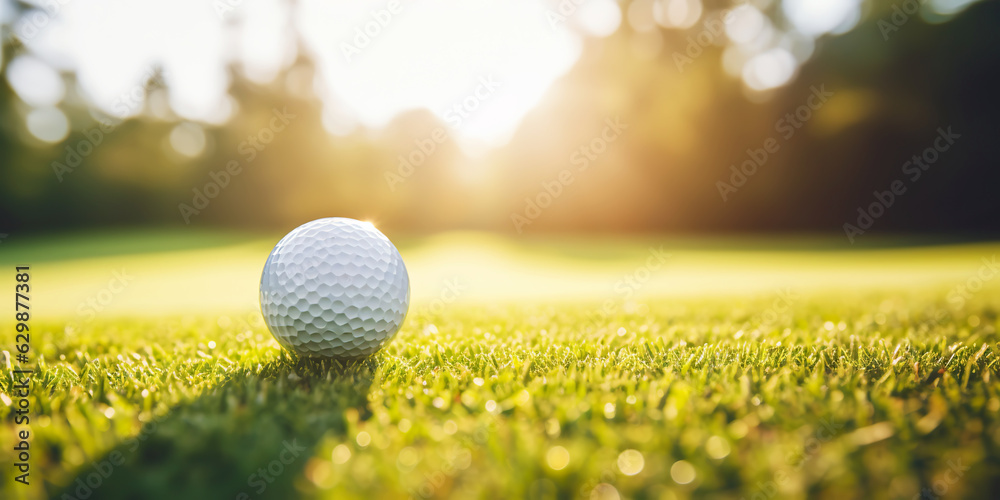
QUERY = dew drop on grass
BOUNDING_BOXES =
[546,446,570,470]
[706,436,731,459]
[590,483,620,500]
[398,419,412,433]
[617,449,644,475]
[728,420,749,439]
[332,444,351,464]
[545,418,561,437]
[356,431,371,448]
[397,447,419,469]
[670,460,696,484]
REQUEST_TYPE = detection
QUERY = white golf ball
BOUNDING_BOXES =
[259,217,410,358]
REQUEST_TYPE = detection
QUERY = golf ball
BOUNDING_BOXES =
[259,217,410,358]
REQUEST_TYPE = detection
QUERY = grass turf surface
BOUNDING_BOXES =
[2,236,1000,499]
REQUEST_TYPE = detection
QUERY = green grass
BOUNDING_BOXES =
[3,285,1000,499]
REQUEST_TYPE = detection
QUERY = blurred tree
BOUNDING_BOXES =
[0,0,996,236]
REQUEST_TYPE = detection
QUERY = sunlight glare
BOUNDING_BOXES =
[23,0,230,123]
[782,0,861,36]
[653,0,703,29]
[6,55,65,107]
[742,48,797,91]
[297,0,583,149]
[25,107,70,143]
[15,0,604,150]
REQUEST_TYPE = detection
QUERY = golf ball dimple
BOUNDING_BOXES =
[260,217,410,358]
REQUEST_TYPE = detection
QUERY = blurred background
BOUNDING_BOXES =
[1,0,997,237]
[2,5,1000,496]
